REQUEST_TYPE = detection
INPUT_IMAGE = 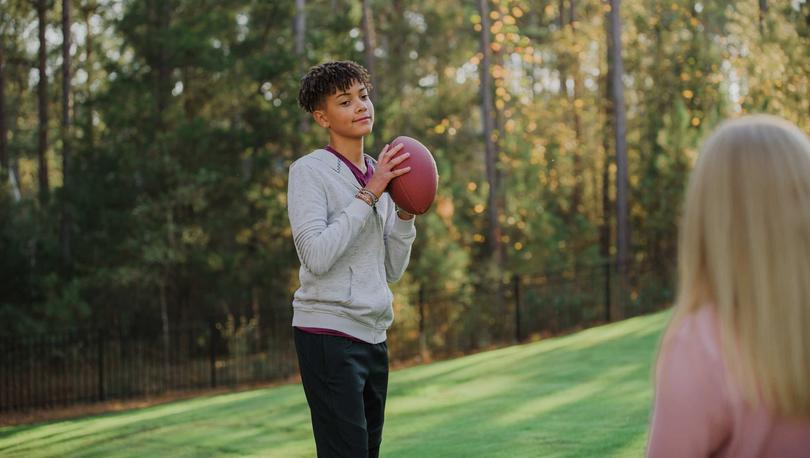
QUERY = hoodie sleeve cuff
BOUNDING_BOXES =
[392,211,416,234]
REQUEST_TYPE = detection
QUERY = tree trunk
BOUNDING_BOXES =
[157,5,170,125]
[569,0,584,218]
[477,0,502,264]
[527,8,539,100]
[37,0,50,204]
[478,0,506,337]
[149,0,170,132]
[360,0,381,154]
[61,0,70,185]
[6,61,21,200]
[758,0,768,37]
[360,0,376,88]
[601,1,613,321]
[492,41,509,333]
[161,205,175,384]
[390,0,406,91]
[294,0,306,58]
[61,0,71,262]
[148,0,173,379]
[609,0,630,318]
[294,0,308,138]
[557,0,584,226]
[0,31,7,174]
[557,0,566,94]
[82,3,96,149]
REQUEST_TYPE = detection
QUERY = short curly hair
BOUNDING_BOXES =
[298,61,373,113]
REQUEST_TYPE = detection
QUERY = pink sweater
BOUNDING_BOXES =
[647,307,810,457]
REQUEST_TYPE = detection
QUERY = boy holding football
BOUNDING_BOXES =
[287,60,416,457]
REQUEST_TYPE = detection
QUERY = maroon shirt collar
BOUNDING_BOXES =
[324,145,373,187]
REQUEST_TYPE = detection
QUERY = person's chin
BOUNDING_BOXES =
[357,125,373,136]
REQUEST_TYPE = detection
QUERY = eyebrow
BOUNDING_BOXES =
[335,87,368,98]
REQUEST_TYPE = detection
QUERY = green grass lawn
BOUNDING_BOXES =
[0,311,669,457]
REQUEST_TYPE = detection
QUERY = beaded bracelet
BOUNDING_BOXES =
[357,188,379,205]
[356,190,375,207]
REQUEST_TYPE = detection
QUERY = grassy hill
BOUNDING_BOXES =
[0,311,669,457]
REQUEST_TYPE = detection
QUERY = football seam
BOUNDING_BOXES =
[401,165,435,214]
[397,183,417,214]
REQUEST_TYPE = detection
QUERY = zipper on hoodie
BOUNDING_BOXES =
[361,186,386,326]
[373,204,389,328]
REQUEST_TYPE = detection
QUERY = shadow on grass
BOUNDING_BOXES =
[0,386,312,457]
[381,313,667,457]
[0,311,669,457]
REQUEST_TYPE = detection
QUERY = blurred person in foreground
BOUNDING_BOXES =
[647,115,810,457]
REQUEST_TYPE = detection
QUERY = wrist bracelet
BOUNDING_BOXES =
[356,190,374,207]
[358,188,379,205]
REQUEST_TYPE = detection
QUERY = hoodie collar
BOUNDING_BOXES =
[310,148,376,189]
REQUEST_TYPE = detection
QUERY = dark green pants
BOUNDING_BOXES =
[294,328,389,458]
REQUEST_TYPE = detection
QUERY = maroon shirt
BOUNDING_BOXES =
[324,145,373,186]
[296,146,375,344]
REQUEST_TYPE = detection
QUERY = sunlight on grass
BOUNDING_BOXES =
[0,311,670,457]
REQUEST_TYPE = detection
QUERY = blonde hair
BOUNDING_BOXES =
[671,114,810,417]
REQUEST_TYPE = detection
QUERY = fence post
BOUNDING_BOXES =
[209,320,217,388]
[0,336,5,411]
[513,274,522,343]
[97,329,105,402]
[604,261,612,322]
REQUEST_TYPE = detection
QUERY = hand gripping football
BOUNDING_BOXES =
[386,136,438,215]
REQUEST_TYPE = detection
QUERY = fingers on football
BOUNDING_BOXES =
[391,152,410,166]
[393,166,412,176]
[384,144,404,163]
[378,144,390,161]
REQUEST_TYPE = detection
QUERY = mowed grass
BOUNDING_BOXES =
[0,311,669,457]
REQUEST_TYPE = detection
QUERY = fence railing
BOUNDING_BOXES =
[386,260,674,361]
[0,261,674,413]
[0,320,297,412]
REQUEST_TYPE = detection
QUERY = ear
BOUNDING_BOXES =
[312,109,330,129]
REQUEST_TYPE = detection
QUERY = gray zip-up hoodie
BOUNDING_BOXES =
[287,149,417,343]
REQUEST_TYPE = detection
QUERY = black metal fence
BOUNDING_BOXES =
[386,260,674,361]
[0,261,674,413]
[0,317,296,412]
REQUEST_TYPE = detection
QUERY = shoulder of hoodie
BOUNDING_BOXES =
[290,149,378,172]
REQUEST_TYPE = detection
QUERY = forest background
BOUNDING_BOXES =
[1,0,808,356]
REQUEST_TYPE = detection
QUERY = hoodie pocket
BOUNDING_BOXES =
[348,265,392,326]
[296,265,352,305]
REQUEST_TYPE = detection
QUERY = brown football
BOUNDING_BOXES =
[386,136,438,215]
